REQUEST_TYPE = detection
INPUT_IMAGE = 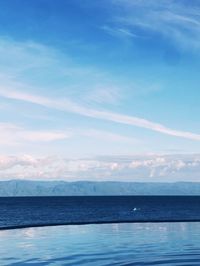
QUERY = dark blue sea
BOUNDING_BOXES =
[1,196,200,229]
[1,196,200,265]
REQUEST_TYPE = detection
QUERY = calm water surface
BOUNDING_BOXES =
[1,196,200,229]
[1,222,200,265]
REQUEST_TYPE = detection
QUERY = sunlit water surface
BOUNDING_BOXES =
[1,222,200,265]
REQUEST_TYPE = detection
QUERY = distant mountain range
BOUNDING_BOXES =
[0,180,200,196]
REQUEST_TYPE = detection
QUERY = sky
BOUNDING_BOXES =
[0,0,200,182]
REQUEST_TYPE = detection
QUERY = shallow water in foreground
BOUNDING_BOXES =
[1,222,200,265]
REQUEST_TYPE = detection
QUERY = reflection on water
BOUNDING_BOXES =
[1,222,200,265]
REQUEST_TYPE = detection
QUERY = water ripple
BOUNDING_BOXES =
[1,222,200,265]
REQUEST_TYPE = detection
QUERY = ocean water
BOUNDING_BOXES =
[1,197,200,265]
[1,222,200,265]
[1,196,200,229]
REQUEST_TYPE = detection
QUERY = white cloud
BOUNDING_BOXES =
[0,154,200,182]
[0,87,200,141]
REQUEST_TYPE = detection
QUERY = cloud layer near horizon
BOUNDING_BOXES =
[0,154,200,182]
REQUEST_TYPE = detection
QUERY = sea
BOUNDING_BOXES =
[1,196,200,265]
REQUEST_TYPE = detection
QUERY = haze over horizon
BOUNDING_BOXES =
[0,0,200,182]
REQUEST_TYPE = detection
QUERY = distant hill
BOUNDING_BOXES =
[0,180,200,196]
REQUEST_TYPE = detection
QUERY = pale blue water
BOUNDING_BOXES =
[1,222,200,265]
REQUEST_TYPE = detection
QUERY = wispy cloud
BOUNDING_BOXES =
[84,87,122,105]
[0,123,70,145]
[0,122,139,148]
[0,37,130,106]
[0,37,199,148]
[80,129,138,143]
[101,25,139,39]
[0,87,200,141]
[108,0,200,50]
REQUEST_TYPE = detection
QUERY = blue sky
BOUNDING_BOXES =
[0,0,200,181]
